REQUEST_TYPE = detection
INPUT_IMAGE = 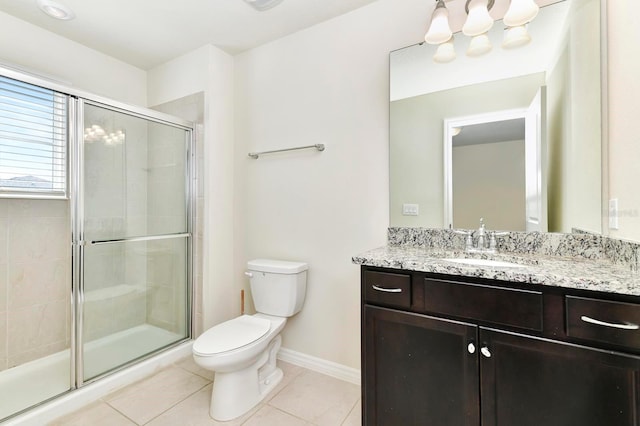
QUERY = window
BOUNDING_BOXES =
[0,75,67,197]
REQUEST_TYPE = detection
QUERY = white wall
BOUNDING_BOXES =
[234,0,429,369]
[148,45,236,332]
[0,11,146,105]
[608,0,640,241]
[147,46,211,107]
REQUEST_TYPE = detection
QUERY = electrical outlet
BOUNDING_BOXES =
[609,198,619,230]
[402,204,419,216]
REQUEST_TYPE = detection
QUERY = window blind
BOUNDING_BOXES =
[0,75,67,197]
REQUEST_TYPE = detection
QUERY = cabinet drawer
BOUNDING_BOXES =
[364,271,411,309]
[566,296,640,351]
[423,279,543,331]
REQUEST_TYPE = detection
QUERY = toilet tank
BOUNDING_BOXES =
[247,259,308,317]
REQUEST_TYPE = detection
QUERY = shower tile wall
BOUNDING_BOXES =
[145,122,188,334]
[0,199,70,372]
[152,92,204,338]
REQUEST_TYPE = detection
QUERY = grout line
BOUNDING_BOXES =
[172,361,213,382]
[138,378,210,425]
[270,405,313,425]
[340,398,360,426]
[238,403,263,425]
[104,403,140,426]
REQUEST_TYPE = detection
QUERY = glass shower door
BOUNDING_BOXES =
[77,101,192,382]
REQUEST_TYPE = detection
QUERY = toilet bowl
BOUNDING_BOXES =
[193,313,286,420]
[192,259,307,421]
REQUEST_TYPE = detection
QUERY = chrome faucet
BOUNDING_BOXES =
[455,218,507,253]
[476,218,486,250]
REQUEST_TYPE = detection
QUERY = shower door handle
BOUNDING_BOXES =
[89,232,191,245]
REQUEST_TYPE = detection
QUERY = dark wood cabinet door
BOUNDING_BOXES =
[363,305,479,426]
[480,328,640,426]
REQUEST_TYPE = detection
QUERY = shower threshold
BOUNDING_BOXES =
[0,324,183,421]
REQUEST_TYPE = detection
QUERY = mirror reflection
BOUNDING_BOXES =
[452,118,527,230]
[449,115,527,231]
[389,0,602,233]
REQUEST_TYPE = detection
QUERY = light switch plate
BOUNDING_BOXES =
[402,203,419,216]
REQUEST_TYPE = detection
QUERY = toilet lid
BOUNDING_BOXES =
[193,315,271,355]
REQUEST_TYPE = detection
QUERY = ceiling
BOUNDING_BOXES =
[0,0,379,70]
[453,118,525,147]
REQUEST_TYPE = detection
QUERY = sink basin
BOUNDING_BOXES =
[443,258,526,268]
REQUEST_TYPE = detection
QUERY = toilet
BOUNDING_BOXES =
[192,258,308,421]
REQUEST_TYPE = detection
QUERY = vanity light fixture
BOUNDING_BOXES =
[433,37,457,63]
[502,24,532,49]
[503,0,539,26]
[36,0,75,20]
[462,0,495,37]
[425,0,453,45]
[242,0,285,11]
[467,33,493,56]
[424,0,539,63]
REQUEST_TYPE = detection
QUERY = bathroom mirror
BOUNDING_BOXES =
[389,0,604,233]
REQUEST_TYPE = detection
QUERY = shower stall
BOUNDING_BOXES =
[0,70,194,421]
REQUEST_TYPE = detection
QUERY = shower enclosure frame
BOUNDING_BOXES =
[71,97,195,388]
[0,64,195,416]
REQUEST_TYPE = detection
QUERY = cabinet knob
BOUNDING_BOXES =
[467,343,476,354]
[480,346,491,358]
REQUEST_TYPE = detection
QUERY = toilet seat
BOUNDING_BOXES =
[193,315,271,356]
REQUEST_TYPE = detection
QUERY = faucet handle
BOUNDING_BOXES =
[453,229,473,250]
[488,231,509,250]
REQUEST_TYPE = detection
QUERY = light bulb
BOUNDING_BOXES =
[36,0,75,20]
[242,0,285,11]
[504,0,539,27]
[463,0,494,37]
[467,33,493,57]
[425,0,453,45]
[502,25,531,49]
[433,38,456,63]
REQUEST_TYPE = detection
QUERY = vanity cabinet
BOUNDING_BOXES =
[361,267,640,426]
[364,305,478,425]
[480,328,640,426]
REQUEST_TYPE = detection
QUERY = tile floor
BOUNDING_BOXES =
[49,357,361,426]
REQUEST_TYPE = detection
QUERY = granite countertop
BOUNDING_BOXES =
[353,245,640,297]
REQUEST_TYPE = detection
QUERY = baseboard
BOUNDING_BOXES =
[277,347,361,386]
